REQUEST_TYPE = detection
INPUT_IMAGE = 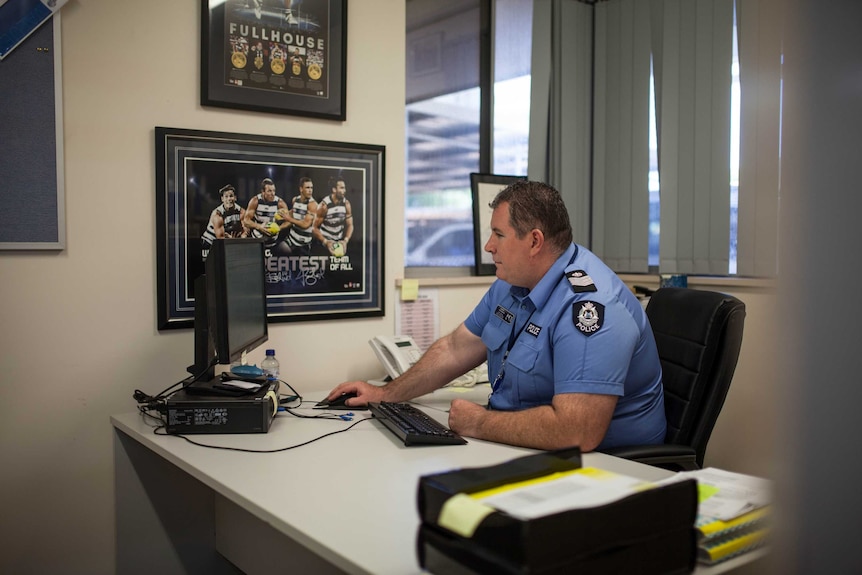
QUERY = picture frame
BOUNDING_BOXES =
[200,0,347,121]
[470,173,526,276]
[156,127,385,329]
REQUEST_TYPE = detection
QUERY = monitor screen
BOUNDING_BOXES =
[189,238,268,381]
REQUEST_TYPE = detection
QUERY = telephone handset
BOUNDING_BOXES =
[369,335,424,380]
[368,335,491,387]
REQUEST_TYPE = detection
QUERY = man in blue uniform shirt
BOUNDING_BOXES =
[326,181,665,452]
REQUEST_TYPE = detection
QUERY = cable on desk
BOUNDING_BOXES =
[137,376,375,452]
[276,378,302,408]
[132,356,220,408]
[152,416,374,453]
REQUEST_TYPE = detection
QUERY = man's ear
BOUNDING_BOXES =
[530,228,545,253]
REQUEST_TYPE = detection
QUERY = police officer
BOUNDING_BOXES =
[325,181,666,452]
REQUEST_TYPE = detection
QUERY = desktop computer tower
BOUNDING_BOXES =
[163,379,278,434]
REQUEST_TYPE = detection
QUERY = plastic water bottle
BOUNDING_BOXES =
[261,349,280,380]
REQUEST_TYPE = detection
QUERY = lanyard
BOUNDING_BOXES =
[490,248,577,394]
[490,306,535,392]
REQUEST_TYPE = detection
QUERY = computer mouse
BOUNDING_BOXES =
[314,391,366,410]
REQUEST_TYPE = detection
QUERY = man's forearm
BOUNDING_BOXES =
[380,334,472,402]
[449,393,616,452]
[380,345,452,402]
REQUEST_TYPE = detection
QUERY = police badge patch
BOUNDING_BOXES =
[573,301,604,336]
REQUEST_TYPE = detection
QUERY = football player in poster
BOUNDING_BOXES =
[243,177,289,252]
[314,175,353,256]
[201,184,247,261]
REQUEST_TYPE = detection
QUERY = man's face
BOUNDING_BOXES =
[333,180,346,200]
[221,190,237,208]
[300,180,314,199]
[262,183,276,202]
[484,202,534,287]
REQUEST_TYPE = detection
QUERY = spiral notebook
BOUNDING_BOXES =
[655,467,771,566]
[695,506,770,565]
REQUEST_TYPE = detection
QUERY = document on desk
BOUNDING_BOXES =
[656,467,771,521]
[459,467,654,521]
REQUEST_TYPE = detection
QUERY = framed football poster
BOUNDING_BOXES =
[156,126,385,329]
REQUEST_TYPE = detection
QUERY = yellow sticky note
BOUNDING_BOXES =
[401,278,419,301]
[438,493,495,538]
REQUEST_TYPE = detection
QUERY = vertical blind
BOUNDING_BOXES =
[652,0,733,275]
[592,0,652,272]
[528,0,593,247]
[529,0,779,277]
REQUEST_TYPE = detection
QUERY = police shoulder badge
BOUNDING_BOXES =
[566,269,597,293]
[573,301,604,336]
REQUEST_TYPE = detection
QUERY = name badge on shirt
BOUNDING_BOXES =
[494,305,514,323]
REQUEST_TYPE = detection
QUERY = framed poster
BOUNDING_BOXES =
[201,0,346,120]
[470,173,526,276]
[156,127,385,329]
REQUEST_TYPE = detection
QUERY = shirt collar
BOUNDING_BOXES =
[508,244,577,310]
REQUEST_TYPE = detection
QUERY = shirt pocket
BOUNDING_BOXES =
[507,343,545,405]
[481,322,508,353]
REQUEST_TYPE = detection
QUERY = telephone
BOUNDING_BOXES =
[368,335,490,387]
[369,335,424,380]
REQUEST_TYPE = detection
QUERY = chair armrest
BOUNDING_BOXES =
[601,444,700,472]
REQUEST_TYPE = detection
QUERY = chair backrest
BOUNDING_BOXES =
[645,287,746,467]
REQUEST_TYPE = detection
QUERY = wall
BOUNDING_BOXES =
[0,1,405,573]
[0,1,782,573]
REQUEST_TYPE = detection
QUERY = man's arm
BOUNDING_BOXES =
[312,202,328,244]
[275,199,292,232]
[343,200,354,244]
[324,323,487,406]
[290,200,317,229]
[238,207,249,237]
[242,197,265,234]
[210,210,225,239]
[447,392,617,452]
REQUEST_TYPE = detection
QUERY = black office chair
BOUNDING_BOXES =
[603,287,746,471]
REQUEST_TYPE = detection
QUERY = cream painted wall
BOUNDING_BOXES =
[0,1,405,573]
[0,1,781,573]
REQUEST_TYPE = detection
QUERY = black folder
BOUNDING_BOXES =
[416,449,697,575]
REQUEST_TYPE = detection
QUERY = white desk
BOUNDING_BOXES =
[112,386,763,574]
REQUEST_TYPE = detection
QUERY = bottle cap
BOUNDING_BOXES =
[266,349,275,356]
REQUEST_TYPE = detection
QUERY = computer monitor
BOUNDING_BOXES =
[189,238,269,382]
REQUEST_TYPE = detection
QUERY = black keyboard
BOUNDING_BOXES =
[368,402,467,446]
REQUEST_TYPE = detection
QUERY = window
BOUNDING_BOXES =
[407,0,749,276]
[647,11,742,272]
[405,0,532,269]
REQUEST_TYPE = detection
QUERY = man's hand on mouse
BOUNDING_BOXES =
[326,381,384,406]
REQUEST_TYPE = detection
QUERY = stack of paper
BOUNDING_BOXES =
[659,467,771,565]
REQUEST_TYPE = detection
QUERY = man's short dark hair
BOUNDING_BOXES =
[219,184,236,197]
[490,180,574,254]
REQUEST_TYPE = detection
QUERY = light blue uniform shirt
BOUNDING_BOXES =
[464,244,666,449]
